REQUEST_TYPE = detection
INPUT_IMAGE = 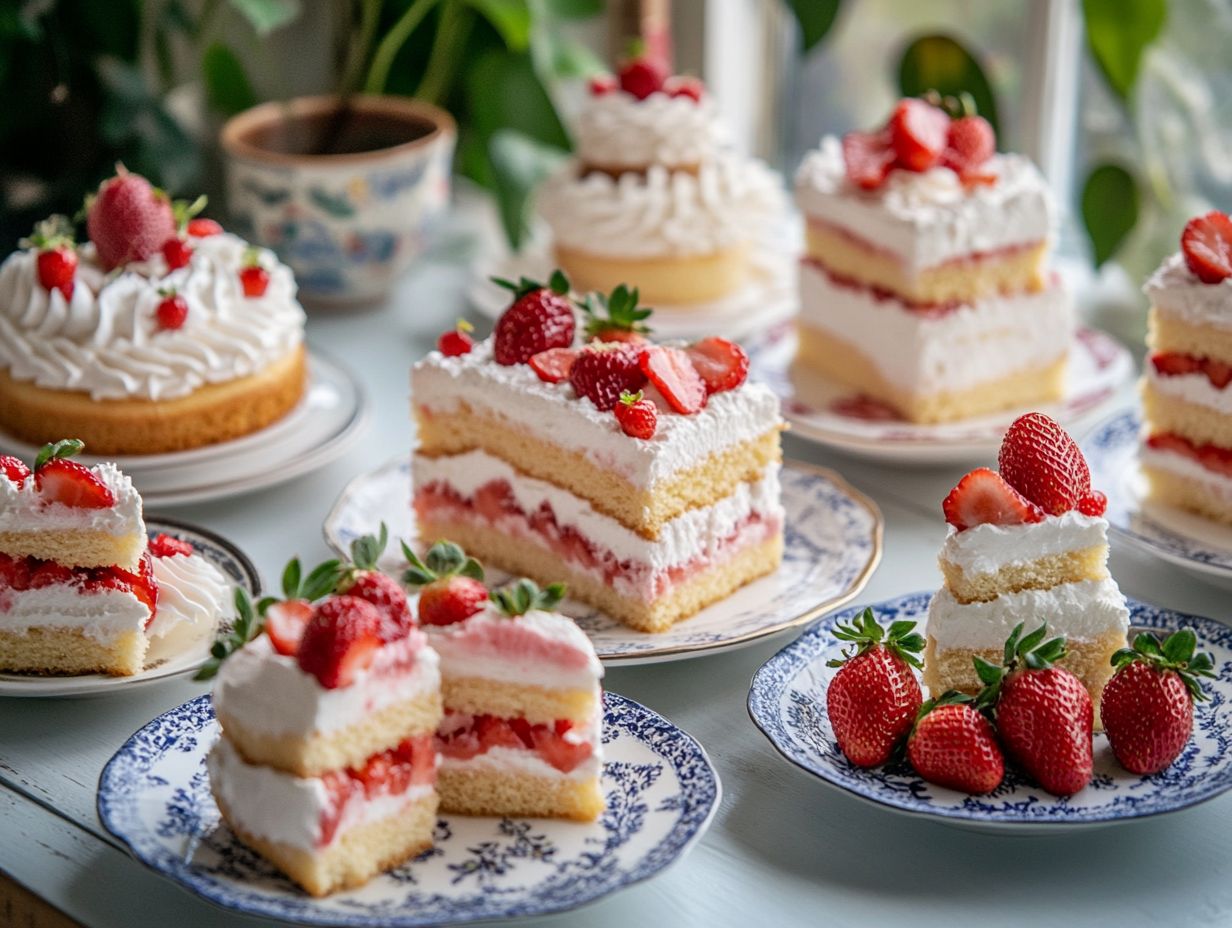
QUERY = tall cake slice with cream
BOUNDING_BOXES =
[207,534,441,897]
[0,439,230,676]
[404,543,603,821]
[415,275,785,633]
[924,413,1129,713]
[536,53,784,307]
[794,96,1071,422]
[1140,210,1232,522]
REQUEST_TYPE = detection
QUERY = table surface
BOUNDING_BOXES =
[3,214,1232,928]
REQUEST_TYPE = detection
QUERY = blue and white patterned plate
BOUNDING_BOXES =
[97,692,720,926]
[0,518,257,698]
[324,458,882,664]
[748,593,1232,833]
[1086,409,1232,588]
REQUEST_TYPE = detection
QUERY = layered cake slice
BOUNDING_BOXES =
[1140,211,1232,522]
[414,276,785,632]
[794,96,1072,423]
[0,440,230,676]
[405,543,604,821]
[924,413,1130,712]
[208,538,441,896]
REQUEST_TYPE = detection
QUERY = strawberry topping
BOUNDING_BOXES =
[1181,211,1232,284]
[569,342,647,411]
[296,596,383,689]
[418,576,489,627]
[0,456,30,487]
[346,571,414,641]
[997,412,1091,516]
[162,237,193,270]
[155,291,189,330]
[641,345,707,414]
[942,467,1045,531]
[842,130,896,191]
[684,337,749,394]
[36,247,78,300]
[266,599,313,656]
[941,115,995,176]
[614,390,658,439]
[86,167,176,270]
[438,320,475,357]
[529,347,579,384]
[664,75,704,102]
[588,74,617,96]
[887,98,950,172]
[148,533,194,558]
[617,55,669,100]
[186,217,223,237]
[491,273,576,366]
[35,458,116,509]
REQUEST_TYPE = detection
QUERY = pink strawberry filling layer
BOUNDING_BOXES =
[414,478,782,602]
[805,214,1043,271]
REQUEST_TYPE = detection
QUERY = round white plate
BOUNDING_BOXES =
[0,351,369,508]
[748,592,1232,834]
[97,691,720,926]
[747,323,1135,464]
[324,457,882,665]
[0,519,258,698]
[467,224,799,342]
[1086,409,1232,589]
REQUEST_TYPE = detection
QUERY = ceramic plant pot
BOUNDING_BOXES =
[221,94,456,304]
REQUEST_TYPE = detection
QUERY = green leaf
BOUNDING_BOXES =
[1163,628,1197,664]
[34,438,84,470]
[465,0,531,50]
[546,34,605,78]
[425,541,466,576]
[227,0,301,35]
[1081,0,1165,101]
[785,0,841,53]
[542,0,601,17]
[301,560,343,601]
[459,557,485,581]
[281,558,302,600]
[1081,162,1139,267]
[487,128,568,249]
[201,42,257,116]
[897,33,1000,138]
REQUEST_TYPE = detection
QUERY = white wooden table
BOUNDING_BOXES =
[3,231,1231,928]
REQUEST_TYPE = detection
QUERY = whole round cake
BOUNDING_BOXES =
[0,168,307,455]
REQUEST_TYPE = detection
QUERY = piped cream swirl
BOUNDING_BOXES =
[573,90,728,169]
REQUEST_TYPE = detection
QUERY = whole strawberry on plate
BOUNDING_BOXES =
[906,690,1005,794]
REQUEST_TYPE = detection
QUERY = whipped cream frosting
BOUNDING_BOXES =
[573,90,728,169]
[927,578,1129,651]
[537,154,786,258]
[1144,253,1232,329]
[1141,442,1232,498]
[427,606,603,691]
[0,462,144,538]
[0,232,305,401]
[939,512,1109,578]
[147,552,230,640]
[1143,363,1232,413]
[212,631,440,738]
[208,736,433,850]
[798,261,1073,394]
[412,340,782,489]
[795,137,1053,271]
[0,584,149,642]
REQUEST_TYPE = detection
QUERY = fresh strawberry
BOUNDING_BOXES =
[0,456,30,487]
[618,55,669,99]
[187,217,223,237]
[529,347,579,383]
[842,130,895,190]
[614,390,657,439]
[239,247,270,297]
[155,290,189,330]
[491,271,576,365]
[35,458,115,509]
[1181,211,1232,284]
[29,561,74,589]
[588,74,617,96]
[475,715,524,752]
[942,115,995,175]
[489,576,566,618]
[641,345,707,414]
[338,525,414,639]
[437,319,475,357]
[161,237,193,270]
[570,342,647,411]
[580,284,652,344]
[941,467,1045,531]
[86,167,176,270]
[684,337,748,394]
[906,693,1005,793]
[402,539,489,627]
[887,98,950,172]
[296,595,383,688]
[148,533,193,558]
[1151,351,1232,389]
[22,215,78,299]
[1078,491,1107,517]
[265,599,313,656]
[825,608,925,767]
[1100,629,1216,775]
[665,75,704,102]
[997,412,1091,515]
[532,727,594,773]
[976,623,1093,796]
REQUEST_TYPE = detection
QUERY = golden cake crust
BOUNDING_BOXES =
[552,242,749,306]
[443,677,599,727]
[0,627,147,676]
[939,545,1109,605]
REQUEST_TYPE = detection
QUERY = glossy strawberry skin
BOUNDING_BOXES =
[618,56,669,99]
[493,290,575,366]
[1181,211,1232,284]
[614,395,658,439]
[1100,661,1194,775]
[36,247,77,299]
[148,533,194,558]
[35,459,116,509]
[155,294,189,330]
[997,412,1091,515]
[0,456,31,487]
[665,75,704,102]
[346,571,414,641]
[685,337,749,394]
[826,646,923,767]
[186,218,223,237]
[417,576,489,627]
[907,704,1005,794]
[1078,491,1108,517]
[437,329,473,357]
[239,265,270,297]
[640,345,707,414]
[888,99,950,172]
[997,667,1094,796]
[529,347,579,383]
[942,115,995,175]
[942,467,1045,531]
[87,170,176,270]
[296,596,383,689]
[569,343,647,411]
[162,237,193,270]
[266,599,313,656]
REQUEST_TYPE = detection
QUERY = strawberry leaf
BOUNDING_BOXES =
[281,558,302,600]
[194,587,265,681]
[35,438,85,470]
[349,523,388,572]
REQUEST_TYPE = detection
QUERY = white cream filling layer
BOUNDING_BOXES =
[0,584,148,642]
[1141,444,1232,496]
[412,339,782,489]
[1145,253,1232,329]
[794,136,1053,272]
[939,513,1109,577]
[212,633,440,739]
[1143,364,1232,414]
[798,260,1072,394]
[207,736,434,851]
[926,578,1129,652]
[0,462,144,538]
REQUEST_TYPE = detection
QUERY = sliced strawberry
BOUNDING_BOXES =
[438,728,483,760]
[186,217,223,237]
[0,456,30,487]
[942,467,1046,531]
[1151,352,1201,377]
[529,347,579,384]
[1181,211,1232,284]
[532,728,594,773]
[29,562,74,589]
[641,345,707,414]
[417,575,489,627]
[888,98,950,172]
[684,337,749,394]
[148,533,194,558]
[35,459,116,509]
[842,130,896,190]
[997,412,1091,515]
[475,714,525,752]
[0,554,32,591]
[296,595,383,688]
[942,115,995,175]
[664,75,704,102]
[266,599,313,656]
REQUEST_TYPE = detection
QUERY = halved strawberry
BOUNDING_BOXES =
[35,459,116,509]
[942,467,1045,531]
[29,562,74,589]
[0,456,30,487]
[640,345,707,414]
[296,595,383,688]
[149,533,194,558]
[1181,211,1232,284]
[684,337,749,394]
[529,347,579,384]
[842,130,895,190]
[532,727,594,773]
[266,599,313,656]
[997,412,1091,515]
[418,576,489,627]
[887,98,950,172]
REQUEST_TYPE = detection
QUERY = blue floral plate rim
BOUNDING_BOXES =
[747,591,1232,830]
